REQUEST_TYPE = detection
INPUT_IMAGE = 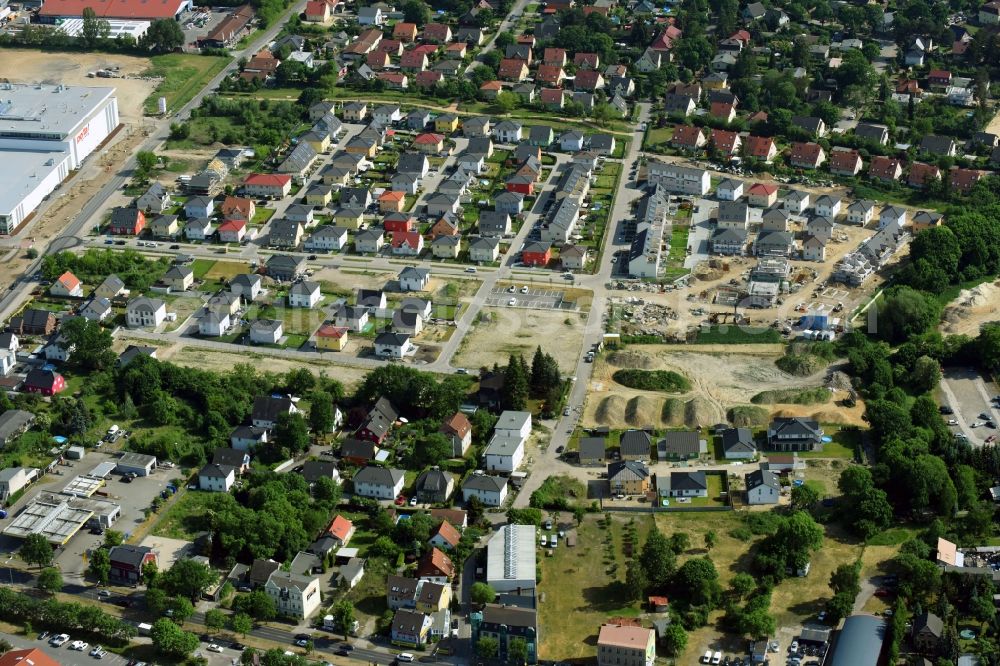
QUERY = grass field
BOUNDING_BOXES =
[143,54,231,115]
[695,326,783,344]
[192,259,252,280]
[152,490,217,540]
[796,428,861,460]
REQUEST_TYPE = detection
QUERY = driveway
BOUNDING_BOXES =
[939,368,999,446]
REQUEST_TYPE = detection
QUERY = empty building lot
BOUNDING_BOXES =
[939,367,1000,445]
[485,285,573,310]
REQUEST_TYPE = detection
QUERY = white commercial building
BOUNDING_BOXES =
[0,84,120,233]
[57,18,151,39]
[486,524,537,592]
[646,161,710,195]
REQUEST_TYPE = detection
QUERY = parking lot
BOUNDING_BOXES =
[484,285,572,310]
[939,368,1000,445]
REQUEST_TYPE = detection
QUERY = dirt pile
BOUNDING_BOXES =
[661,398,686,426]
[941,280,1000,335]
[596,395,626,423]
[606,350,655,369]
[685,397,723,428]
[728,405,770,427]
[827,371,853,391]
[625,396,659,426]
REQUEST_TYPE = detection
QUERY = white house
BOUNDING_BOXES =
[0,467,35,501]
[462,474,508,506]
[198,311,231,337]
[126,297,166,329]
[288,281,322,308]
[198,463,236,492]
[398,266,430,292]
[879,205,907,229]
[374,331,413,358]
[745,468,780,505]
[716,178,744,201]
[265,570,323,619]
[846,200,875,225]
[783,190,810,215]
[494,410,532,441]
[353,466,405,499]
[484,433,524,474]
[249,319,283,344]
[814,195,841,218]
[230,274,263,303]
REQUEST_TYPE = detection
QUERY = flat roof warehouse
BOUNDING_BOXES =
[38,0,192,21]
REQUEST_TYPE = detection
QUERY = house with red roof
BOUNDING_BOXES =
[376,72,408,89]
[789,142,826,169]
[498,58,529,81]
[240,50,280,82]
[949,167,986,194]
[829,148,863,176]
[415,71,443,88]
[243,173,292,198]
[540,87,564,109]
[391,231,424,256]
[218,219,247,244]
[710,101,736,123]
[429,521,461,550]
[377,40,402,56]
[650,25,682,51]
[366,51,390,69]
[400,49,429,71]
[445,42,468,58]
[543,47,567,66]
[0,649,61,666]
[379,190,407,213]
[422,22,452,43]
[574,52,600,69]
[326,515,355,546]
[710,128,741,156]
[479,80,503,99]
[417,547,455,584]
[51,271,83,298]
[907,162,941,188]
[670,125,708,150]
[747,183,778,207]
[745,135,777,162]
[393,21,418,42]
[927,69,952,90]
[304,0,332,23]
[869,156,904,183]
[413,132,445,154]
[536,64,565,87]
[574,70,605,91]
[221,196,255,221]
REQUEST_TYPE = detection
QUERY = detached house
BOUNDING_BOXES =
[908,162,941,188]
[829,148,863,176]
[869,156,903,183]
[789,142,826,169]
[353,466,405,499]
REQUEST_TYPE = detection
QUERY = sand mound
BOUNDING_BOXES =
[942,280,1000,332]
[685,397,723,428]
[827,371,853,391]
[661,398,686,426]
[811,409,853,424]
[625,395,660,427]
[728,405,770,427]
[606,350,655,369]
[596,395,626,423]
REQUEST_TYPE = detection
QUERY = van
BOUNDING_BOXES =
[701,651,712,664]
[540,535,547,547]
[711,651,722,665]
[107,424,120,437]
[397,654,414,663]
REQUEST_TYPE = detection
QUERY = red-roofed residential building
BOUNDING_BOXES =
[829,148,863,176]
[377,72,408,89]
[378,190,407,213]
[241,50,280,81]
[377,39,403,56]
[927,69,952,89]
[574,52,600,69]
[366,51,390,69]
[730,29,751,43]
[422,22,452,43]
[907,161,941,188]
[393,21,418,42]
[949,167,986,194]
[746,135,777,162]
[391,231,424,255]
[710,101,736,123]
[479,80,503,99]
[304,0,332,23]
[445,42,467,58]
[869,156,904,183]
[671,125,706,151]
[575,70,605,91]
[51,271,83,298]
[400,50,429,71]
[344,28,383,58]
[536,64,565,87]
[326,515,355,545]
[789,142,826,169]
[242,173,292,198]
[315,324,348,351]
[747,183,778,207]
[417,547,455,583]
[498,58,529,81]
[413,132,445,154]
[415,71,443,88]
[429,520,461,550]
[221,196,255,221]
[710,128,741,156]
[896,78,922,97]
[540,87,564,109]
[217,219,247,244]
[543,47,567,66]
[650,25,682,51]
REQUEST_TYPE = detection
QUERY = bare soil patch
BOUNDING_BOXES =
[940,279,1000,336]
[452,307,587,373]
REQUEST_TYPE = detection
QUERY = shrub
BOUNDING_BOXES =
[612,369,691,392]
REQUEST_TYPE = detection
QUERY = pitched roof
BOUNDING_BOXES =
[431,520,461,548]
[327,515,354,541]
[418,546,455,578]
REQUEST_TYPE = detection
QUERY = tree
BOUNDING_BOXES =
[160,558,216,601]
[826,592,854,623]
[233,590,276,621]
[204,609,227,633]
[729,573,756,601]
[231,613,253,637]
[145,588,170,616]
[135,151,158,181]
[150,618,199,657]
[402,0,431,25]
[80,7,110,47]
[640,525,676,588]
[308,390,334,434]
[274,412,310,455]
[88,547,111,585]
[20,534,53,568]
[910,356,942,394]
[141,560,159,587]
[409,432,453,468]
[673,557,722,608]
[331,599,355,639]
[476,636,499,659]
[143,19,185,53]
[875,286,942,344]
[669,532,691,555]
[660,623,688,657]
[790,484,820,511]
[496,91,519,113]
[36,567,63,594]
[102,530,125,549]
[508,637,528,665]
[169,597,194,623]
[470,582,497,605]
[625,557,648,601]
[704,530,718,552]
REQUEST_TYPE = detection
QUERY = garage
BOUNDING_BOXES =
[116,452,157,477]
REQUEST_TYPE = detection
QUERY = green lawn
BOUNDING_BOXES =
[252,208,276,225]
[143,54,231,115]
[191,259,216,279]
[668,225,690,265]
[797,428,861,460]
[152,489,218,540]
[644,126,673,149]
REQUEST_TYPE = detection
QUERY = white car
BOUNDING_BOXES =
[89,646,104,657]
[207,644,224,653]
[508,298,517,306]
[97,589,112,597]
[790,641,799,652]
[701,651,712,664]
[507,285,516,293]
[50,635,70,647]
[711,651,722,665]
[947,419,958,425]
[520,285,529,293]
[72,641,89,651]
[397,653,414,663]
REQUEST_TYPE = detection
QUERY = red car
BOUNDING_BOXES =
[874,588,891,598]
[395,495,406,506]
